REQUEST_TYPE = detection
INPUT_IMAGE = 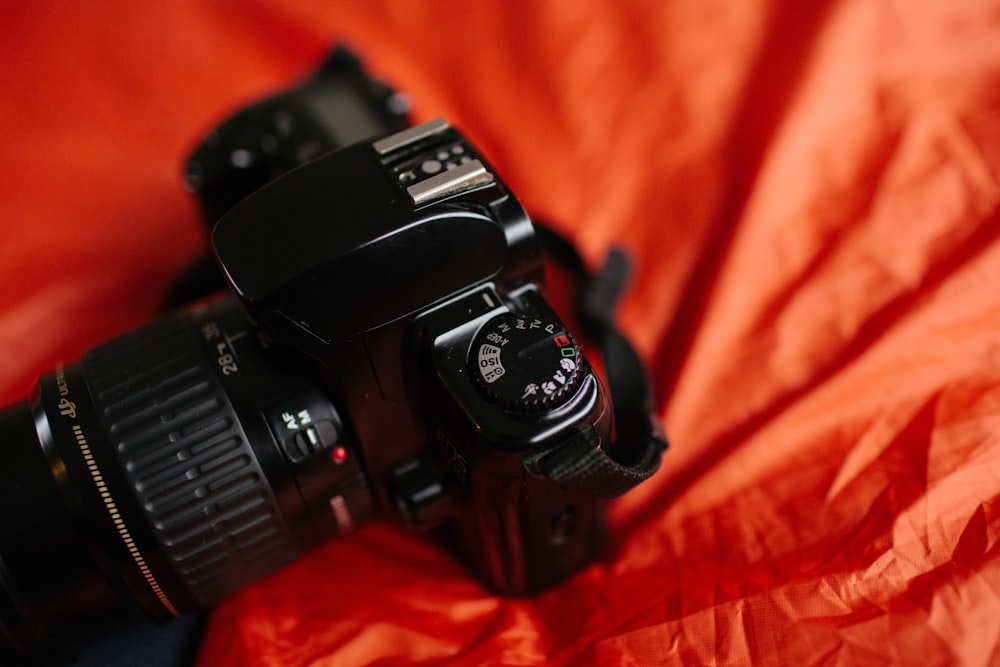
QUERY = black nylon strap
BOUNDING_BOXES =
[528,224,668,498]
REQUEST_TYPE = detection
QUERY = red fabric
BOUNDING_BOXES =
[3,2,1000,665]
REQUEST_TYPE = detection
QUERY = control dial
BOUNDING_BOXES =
[470,313,583,412]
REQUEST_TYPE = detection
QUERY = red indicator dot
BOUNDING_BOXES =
[331,446,349,464]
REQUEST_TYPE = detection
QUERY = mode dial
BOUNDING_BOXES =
[470,312,583,412]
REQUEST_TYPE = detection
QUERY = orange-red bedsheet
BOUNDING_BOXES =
[2,2,1000,665]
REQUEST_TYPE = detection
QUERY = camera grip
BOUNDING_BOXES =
[451,461,605,595]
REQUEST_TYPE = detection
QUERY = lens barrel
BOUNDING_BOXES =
[0,297,373,661]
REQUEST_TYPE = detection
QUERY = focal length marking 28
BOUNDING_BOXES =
[201,320,240,375]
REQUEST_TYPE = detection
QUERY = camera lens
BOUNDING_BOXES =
[0,297,374,661]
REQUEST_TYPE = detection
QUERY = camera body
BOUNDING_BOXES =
[184,53,613,596]
[207,116,611,594]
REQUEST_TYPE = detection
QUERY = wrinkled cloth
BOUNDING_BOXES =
[2,2,1000,665]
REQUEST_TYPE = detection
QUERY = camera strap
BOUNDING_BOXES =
[524,224,668,498]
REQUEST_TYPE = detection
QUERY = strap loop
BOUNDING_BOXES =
[529,224,668,498]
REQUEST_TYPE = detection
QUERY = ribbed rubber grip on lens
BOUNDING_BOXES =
[82,315,298,607]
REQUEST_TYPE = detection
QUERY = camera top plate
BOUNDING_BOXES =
[211,120,531,349]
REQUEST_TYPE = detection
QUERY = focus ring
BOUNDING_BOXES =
[82,313,298,607]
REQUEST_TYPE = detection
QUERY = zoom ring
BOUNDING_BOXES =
[82,314,299,607]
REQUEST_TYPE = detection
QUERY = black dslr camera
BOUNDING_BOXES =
[0,48,665,662]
